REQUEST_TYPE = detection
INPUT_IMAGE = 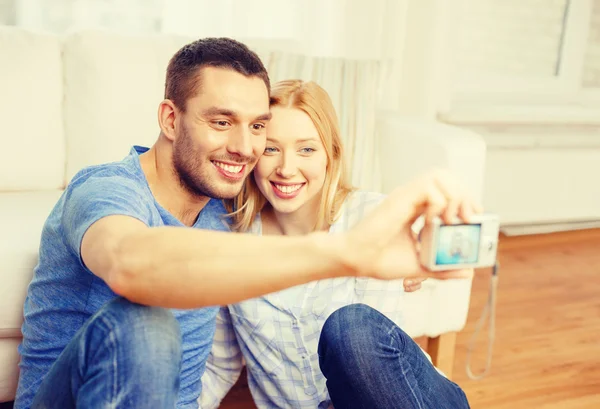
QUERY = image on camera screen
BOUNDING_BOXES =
[435,224,481,265]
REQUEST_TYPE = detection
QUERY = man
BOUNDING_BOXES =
[15,37,476,409]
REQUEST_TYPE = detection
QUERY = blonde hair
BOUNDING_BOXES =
[226,80,355,232]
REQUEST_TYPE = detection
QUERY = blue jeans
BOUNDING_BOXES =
[29,297,182,409]
[318,304,470,409]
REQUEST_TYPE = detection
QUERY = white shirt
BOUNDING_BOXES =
[200,191,434,409]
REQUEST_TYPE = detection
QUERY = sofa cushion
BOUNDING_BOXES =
[0,338,20,402]
[62,30,195,182]
[0,27,65,191]
[0,190,64,338]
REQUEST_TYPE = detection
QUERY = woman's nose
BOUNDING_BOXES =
[276,155,297,178]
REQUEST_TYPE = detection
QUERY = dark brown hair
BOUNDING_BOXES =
[165,37,270,111]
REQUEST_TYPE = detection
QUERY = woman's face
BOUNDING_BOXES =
[254,106,328,215]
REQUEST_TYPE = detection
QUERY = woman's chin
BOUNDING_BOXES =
[270,202,302,215]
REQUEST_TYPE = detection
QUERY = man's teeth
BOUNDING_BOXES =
[275,184,303,193]
[214,162,243,173]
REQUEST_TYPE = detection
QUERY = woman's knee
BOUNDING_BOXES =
[319,303,411,356]
[319,304,382,354]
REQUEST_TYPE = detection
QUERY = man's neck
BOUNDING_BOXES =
[262,198,325,236]
[139,142,210,227]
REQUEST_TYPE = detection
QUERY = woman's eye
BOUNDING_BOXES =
[264,147,278,154]
[300,147,315,153]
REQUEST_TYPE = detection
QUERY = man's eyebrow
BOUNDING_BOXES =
[201,107,238,118]
[201,108,271,122]
[256,112,272,121]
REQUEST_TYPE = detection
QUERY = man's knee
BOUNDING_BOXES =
[87,297,182,364]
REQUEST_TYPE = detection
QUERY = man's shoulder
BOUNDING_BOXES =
[54,155,154,230]
[62,153,152,209]
[68,155,143,190]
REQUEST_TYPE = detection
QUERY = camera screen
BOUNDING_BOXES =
[435,224,481,265]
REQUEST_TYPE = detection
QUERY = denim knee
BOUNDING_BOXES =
[85,297,182,369]
[320,303,409,358]
[320,304,375,354]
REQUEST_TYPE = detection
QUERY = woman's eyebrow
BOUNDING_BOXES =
[266,137,318,143]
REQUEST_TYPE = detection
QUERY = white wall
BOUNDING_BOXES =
[412,0,600,232]
[471,126,600,232]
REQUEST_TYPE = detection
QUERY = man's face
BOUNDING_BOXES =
[172,67,271,199]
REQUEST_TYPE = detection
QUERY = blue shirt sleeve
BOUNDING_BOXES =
[61,172,153,269]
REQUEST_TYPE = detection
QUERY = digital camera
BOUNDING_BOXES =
[419,214,500,271]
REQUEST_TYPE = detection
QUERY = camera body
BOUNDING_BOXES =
[419,214,500,271]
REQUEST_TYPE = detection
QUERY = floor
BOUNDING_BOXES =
[450,228,600,409]
[220,228,600,408]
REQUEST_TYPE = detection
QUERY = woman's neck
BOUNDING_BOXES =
[262,199,326,236]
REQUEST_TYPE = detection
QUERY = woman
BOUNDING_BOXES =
[201,80,472,409]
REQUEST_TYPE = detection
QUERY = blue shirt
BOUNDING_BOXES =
[15,146,228,409]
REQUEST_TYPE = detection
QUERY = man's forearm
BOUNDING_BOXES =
[109,227,354,309]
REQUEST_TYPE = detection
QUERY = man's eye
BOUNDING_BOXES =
[214,120,230,127]
[253,123,265,130]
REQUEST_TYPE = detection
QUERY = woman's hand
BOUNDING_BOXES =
[404,277,427,292]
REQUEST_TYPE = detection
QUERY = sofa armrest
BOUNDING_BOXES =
[375,112,486,338]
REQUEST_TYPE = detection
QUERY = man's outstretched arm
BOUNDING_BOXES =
[81,214,350,308]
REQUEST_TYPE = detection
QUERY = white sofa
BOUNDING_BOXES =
[0,26,486,403]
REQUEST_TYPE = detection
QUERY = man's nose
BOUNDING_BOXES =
[227,127,253,158]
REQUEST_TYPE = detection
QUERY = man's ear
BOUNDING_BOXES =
[158,99,179,142]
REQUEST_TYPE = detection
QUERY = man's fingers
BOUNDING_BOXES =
[424,185,448,223]
[459,201,478,223]
[442,198,461,224]
[432,169,488,224]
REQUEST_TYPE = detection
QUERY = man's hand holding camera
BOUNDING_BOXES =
[344,169,483,282]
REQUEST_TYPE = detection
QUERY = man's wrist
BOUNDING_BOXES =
[308,231,362,279]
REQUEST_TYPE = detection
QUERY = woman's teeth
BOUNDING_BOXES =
[274,184,303,193]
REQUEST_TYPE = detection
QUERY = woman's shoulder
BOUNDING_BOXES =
[247,213,263,235]
[343,190,387,213]
[346,189,387,205]
[333,190,388,231]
